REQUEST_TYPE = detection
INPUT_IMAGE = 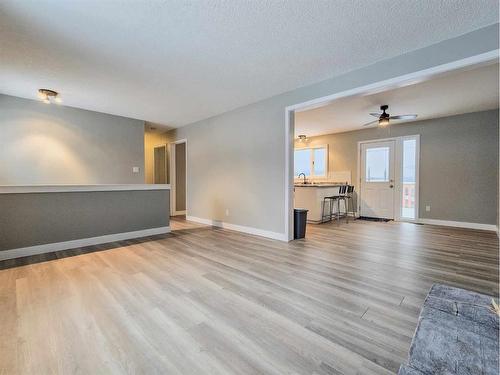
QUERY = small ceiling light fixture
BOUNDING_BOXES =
[297,134,308,142]
[38,89,62,104]
[378,117,390,127]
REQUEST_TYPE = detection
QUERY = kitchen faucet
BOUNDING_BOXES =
[298,173,307,184]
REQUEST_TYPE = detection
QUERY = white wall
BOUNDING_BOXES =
[0,94,145,185]
[165,24,499,238]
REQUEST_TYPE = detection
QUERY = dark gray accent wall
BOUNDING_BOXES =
[0,190,170,251]
[298,110,499,225]
[0,94,145,184]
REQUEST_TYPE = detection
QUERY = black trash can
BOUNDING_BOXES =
[294,209,308,239]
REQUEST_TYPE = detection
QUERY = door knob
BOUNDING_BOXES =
[389,184,394,188]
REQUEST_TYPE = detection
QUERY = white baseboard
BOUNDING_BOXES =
[418,218,497,232]
[0,226,171,262]
[172,210,187,216]
[186,216,288,241]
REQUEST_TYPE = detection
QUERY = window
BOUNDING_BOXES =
[401,138,417,219]
[294,149,311,176]
[365,147,389,182]
[294,146,328,178]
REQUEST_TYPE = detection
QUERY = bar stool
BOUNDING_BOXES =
[337,185,355,223]
[322,185,347,223]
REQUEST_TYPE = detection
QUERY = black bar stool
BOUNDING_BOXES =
[322,185,347,223]
[337,185,355,223]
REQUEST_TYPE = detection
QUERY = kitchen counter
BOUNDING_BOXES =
[294,183,344,188]
[294,184,346,223]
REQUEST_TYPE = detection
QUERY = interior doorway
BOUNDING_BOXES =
[153,145,168,184]
[284,52,497,240]
[170,139,187,216]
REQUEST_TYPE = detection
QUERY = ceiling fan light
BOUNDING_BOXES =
[379,118,389,126]
[297,134,308,141]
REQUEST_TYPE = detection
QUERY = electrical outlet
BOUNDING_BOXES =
[225,209,229,216]
[132,166,140,173]
[425,205,431,212]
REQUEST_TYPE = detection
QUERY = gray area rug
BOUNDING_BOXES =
[399,284,499,375]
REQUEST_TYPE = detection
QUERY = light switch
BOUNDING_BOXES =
[132,167,140,173]
[425,205,431,212]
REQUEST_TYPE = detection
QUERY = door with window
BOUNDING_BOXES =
[360,140,395,219]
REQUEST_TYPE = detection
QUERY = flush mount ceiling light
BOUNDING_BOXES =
[38,89,62,104]
[297,134,308,141]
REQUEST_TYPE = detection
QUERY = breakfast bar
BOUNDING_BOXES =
[0,184,171,260]
[294,183,349,223]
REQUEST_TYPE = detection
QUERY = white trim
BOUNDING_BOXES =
[284,50,498,241]
[0,226,171,261]
[285,110,294,241]
[0,184,171,194]
[172,210,187,216]
[400,135,420,222]
[186,215,288,241]
[418,219,497,232]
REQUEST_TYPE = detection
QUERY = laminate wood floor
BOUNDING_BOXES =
[0,218,498,374]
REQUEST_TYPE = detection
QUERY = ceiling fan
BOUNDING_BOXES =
[362,105,417,127]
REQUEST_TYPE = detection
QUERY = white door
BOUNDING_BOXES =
[360,140,396,219]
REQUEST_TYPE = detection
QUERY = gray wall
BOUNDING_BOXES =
[298,110,499,225]
[0,190,170,251]
[0,94,145,184]
[164,24,499,235]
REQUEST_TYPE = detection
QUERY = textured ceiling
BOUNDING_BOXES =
[295,63,499,137]
[0,1,498,128]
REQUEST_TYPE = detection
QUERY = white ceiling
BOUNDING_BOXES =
[0,1,498,129]
[295,63,500,137]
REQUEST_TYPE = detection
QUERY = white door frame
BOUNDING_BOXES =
[357,135,420,222]
[284,50,498,241]
[169,139,188,216]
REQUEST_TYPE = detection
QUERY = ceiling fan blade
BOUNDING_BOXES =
[362,120,378,127]
[389,114,417,120]
[369,112,382,117]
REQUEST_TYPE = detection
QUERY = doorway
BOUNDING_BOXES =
[359,140,396,219]
[284,52,495,240]
[358,135,419,221]
[153,145,168,184]
[170,139,187,216]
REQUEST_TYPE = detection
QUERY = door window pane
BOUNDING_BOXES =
[401,139,416,219]
[294,149,311,176]
[365,147,389,182]
[313,148,326,176]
